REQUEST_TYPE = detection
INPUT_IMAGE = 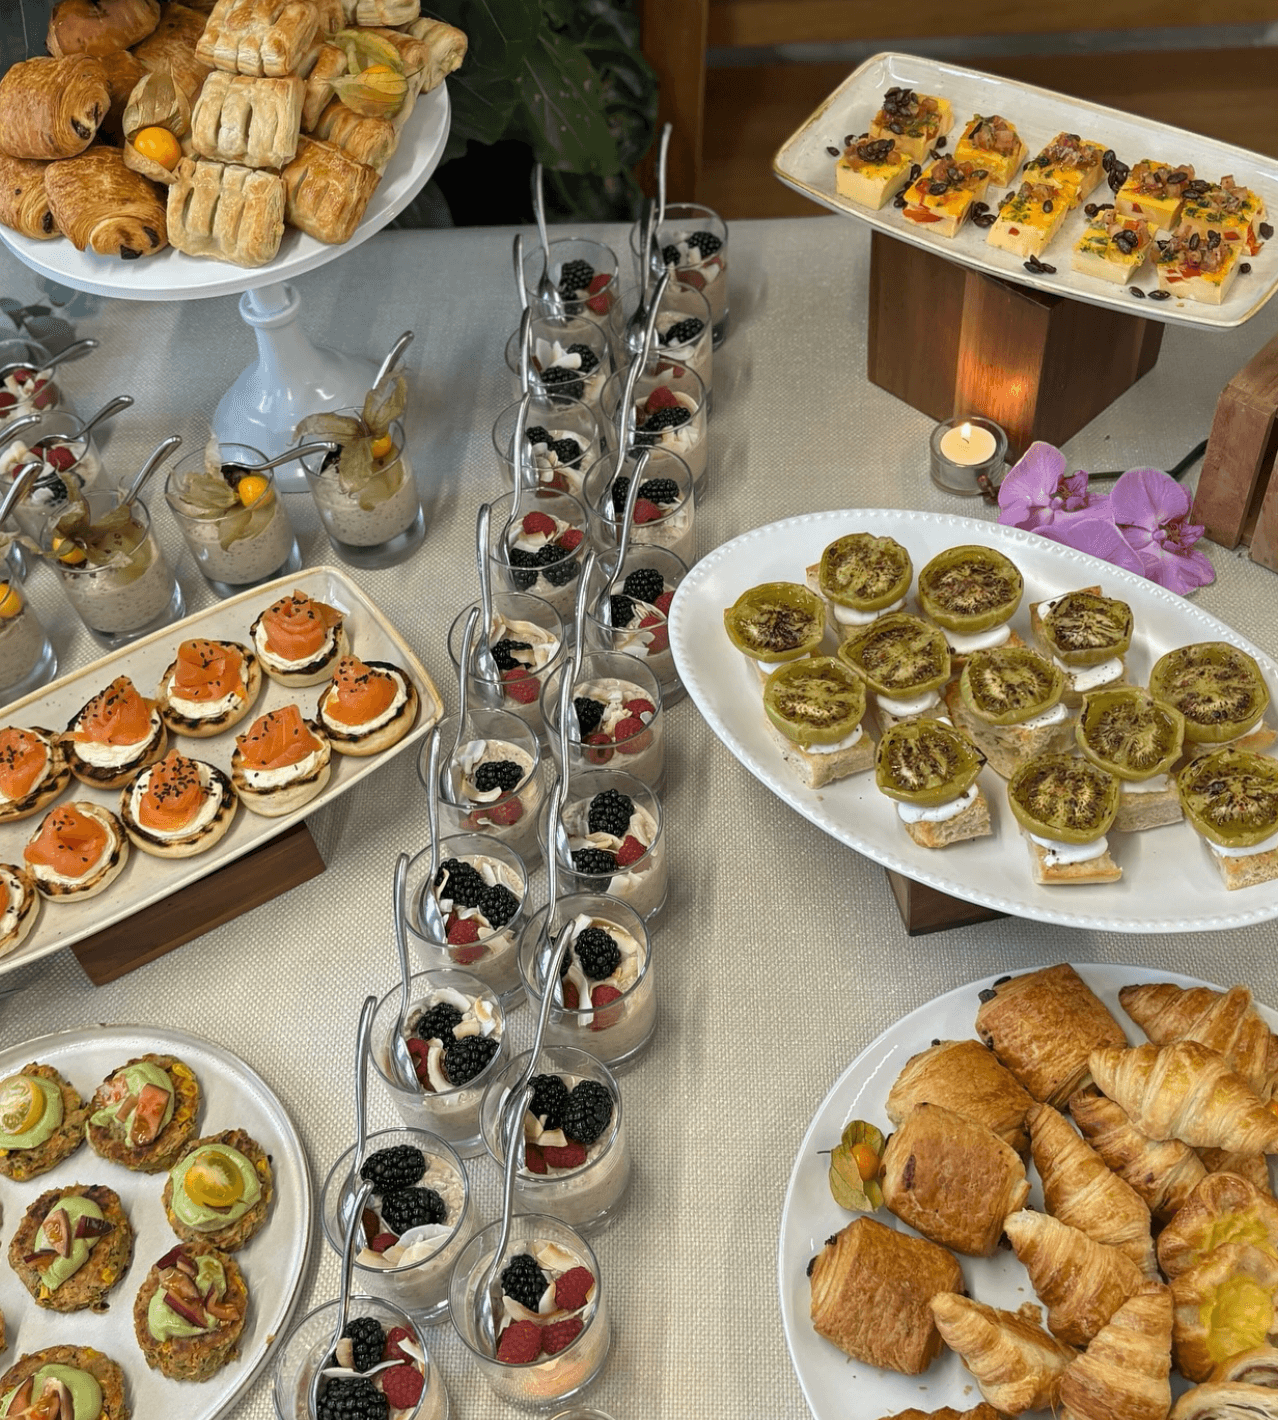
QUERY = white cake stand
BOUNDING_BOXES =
[0,85,451,482]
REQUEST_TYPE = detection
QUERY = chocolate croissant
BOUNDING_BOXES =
[47,0,161,56]
[45,147,168,259]
[0,57,111,161]
[0,156,59,240]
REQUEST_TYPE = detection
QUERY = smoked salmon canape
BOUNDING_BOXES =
[316,655,420,756]
[0,725,72,824]
[119,750,238,860]
[86,1053,201,1174]
[63,676,167,790]
[23,802,128,903]
[249,589,348,688]
[0,862,40,956]
[230,704,332,817]
[156,639,262,738]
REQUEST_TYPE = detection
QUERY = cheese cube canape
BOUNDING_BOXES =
[986,180,1069,258]
[1114,159,1196,231]
[835,134,912,210]
[1071,212,1154,285]
[1180,175,1267,250]
[868,86,952,164]
[901,158,990,237]
[1023,132,1108,205]
[953,114,1025,187]
[1153,223,1245,305]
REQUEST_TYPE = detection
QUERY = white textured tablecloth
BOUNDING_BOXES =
[3,215,1278,1420]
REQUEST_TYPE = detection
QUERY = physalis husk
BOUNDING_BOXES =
[828,1120,885,1214]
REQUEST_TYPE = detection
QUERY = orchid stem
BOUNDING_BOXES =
[1088,438,1208,483]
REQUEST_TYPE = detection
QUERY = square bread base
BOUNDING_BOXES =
[943,683,1076,779]
[1209,842,1278,890]
[1071,244,1145,285]
[764,717,875,788]
[1113,783,1183,832]
[1185,721,1278,759]
[903,788,992,848]
[1025,834,1123,885]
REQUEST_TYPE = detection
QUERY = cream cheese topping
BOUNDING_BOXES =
[1208,828,1278,858]
[1121,773,1171,795]
[896,783,979,824]
[241,745,325,789]
[0,868,24,938]
[1054,655,1124,692]
[72,709,161,769]
[1028,831,1109,865]
[321,668,408,736]
[831,595,905,626]
[947,623,1012,654]
[1018,701,1071,730]
[129,761,223,840]
[253,618,336,672]
[876,687,941,718]
[806,723,864,755]
[166,685,242,721]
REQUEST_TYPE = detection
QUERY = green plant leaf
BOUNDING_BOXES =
[444,67,519,159]
[516,29,619,174]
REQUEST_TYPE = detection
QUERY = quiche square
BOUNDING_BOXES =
[1180,176,1267,248]
[1072,212,1154,285]
[901,158,991,238]
[834,134,912,210]
[1114,159,1196,231]
[868,87,952,163]
[1023,132,1108,205]
[986,180,1069,258]
[1154,224,1246,305]
[953,114,1025,187]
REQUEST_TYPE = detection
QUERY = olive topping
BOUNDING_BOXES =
[1037,590,1133,667]
[1148,642,1271,745]
[1007,753,1119,843]
[875,719,985,807]
[763,656,867,746]
[1076,687,1184,781]
[818,532,912,611]
[723,582,824,663]
[1177,748,1278,848]
[836,613,950,697]
[959,646,1065,726]
[917,545,1024,633]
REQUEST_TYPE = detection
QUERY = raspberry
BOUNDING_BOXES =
[407,1037,430,1084]
[645,384,679,412]
[450,941,485,965]
[585,271,610,314]
[612,716,647,752]
[632,498,663,524]
[562,979,580,1010]
[680,268,707,291]
[497,1319,544,1363]
[541,1317,585,1355]
[447,917,479,945]
[0,392,13,410]
[555,1266,595,1311]
[654,590,675,615]
[584,731,613,765]
[639,614,669,653]
[503,669,539,704]
[558,528,584,552]
[522,511,557,537]
[624,697,656,718]
[591,984,624,1030]
[383,1327,415,1363]
[379,1365,424,1410]
[524,1141,547,1174]
[615,834,646,867]
[542,1141,587,1168]
[361,1207,380,1244]
[43,444,76,472]
[483,798,525,827]
[370,1232,398,1253]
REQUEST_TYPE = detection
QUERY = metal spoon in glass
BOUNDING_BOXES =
[309,1175,377,1420]
[77,394,134,441]
[448,607,482,801]
[476,1076,535,1354]
[507,388,534,529]
[18,336,99,376]
[0,460,44,529]
[390,850,424,1092]
[516,304,534,396]
[372,331,413,392]
[0,411,41,452]
[419,729,448,945]
[118,435,183,507]
[622,199,659,359]
[513,232,529,311]
[655,121,673,244]
[531,164,562,311]
[335,993,379,1230]
[473,502,503,696]
[595,447,650,630]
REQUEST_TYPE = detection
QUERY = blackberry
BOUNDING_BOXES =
[661,243,680,266]
[320,447,342,474]
[686,230,722,258]
[526,425,551,447]
[507,546,540,593]
[490,638,532,673]
[638,477,679,505]
[561,1079,614,1145]
[622,567,664,604]
[566,342,599,373]
[414,1000,463,1044]
[528,1072,570,1129]
[558,259,595,296]
[479,882,520,928]
[634,406,690,445]
[535,540,580,588]
[574,925,620,979]
[588,789,633,837]
[436,858,486,908]
[662,317,704,346]
[610,475,631,515]
[443,1034,500,1085]
[572,847,618,876]
[609,594,635,627]
[474,760,522,794]
[501,1252,548,1310]
[317,1377,388,1420]
[380,1185,447,1234]
[573,696,605,737]
[342,1316,387,1373]
[359,1144,425,1192]
[550,437,583,467]
[540,364,584,401]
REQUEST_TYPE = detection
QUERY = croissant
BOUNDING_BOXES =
[879,1409,1004,1420]
[1090,1041,1278,1155]
[1171,1242,1278,1381]
[1210,1344,1278,1384]
[1202,1148,1275,1197]
[0,57,110,162]
[1158,1173,1278,1279]
[0,156,59,240]
[886,1039,1035,1154]
[1070,1087,1208,1223]
[44,146,168,259]
[1004,1209,1146,1346]
[1058,1284,1173,1420]
[1120,982,1278,1100]
[1171,1382,1278,1418]
[1028,1102,1157,1277]
[930,1293,1075,1412]
[47,0,161,55]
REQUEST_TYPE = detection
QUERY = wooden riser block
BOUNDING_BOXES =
[71,822,326,985]
[1194,331,1278,552]
[886,868,1006,936]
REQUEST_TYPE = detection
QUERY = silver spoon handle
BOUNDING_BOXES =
[336,1176,375,1339]
[246,440,339,472]
[0,412,41,450]
[373,331,413,392]
[392,851,414,1037]
[0,460,43,527]
[513,233,528,310]
[571,549,596,679]
[476,503,494,637]
[509,390,533,527]
[656,122,672,234]
[424,727,442,926]
[353,993,377,1174]
[79,394,133,440]
[480,1078,536,1337]
[517,305,533,396]
[120,434,182,506]
[532,164,552,260]
[451,607,480,769]
[40,337,98,374]
[610,447,650,585]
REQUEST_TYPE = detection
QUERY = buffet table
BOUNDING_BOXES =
[4,214,1278,1419]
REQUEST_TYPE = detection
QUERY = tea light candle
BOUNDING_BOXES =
[940,421,997,466]
[930,415,1008,497]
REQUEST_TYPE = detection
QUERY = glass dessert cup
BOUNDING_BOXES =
[521,237,625,358]
[371,968,508,1158]
[300,415,424,569]
[166,442,300,597]
[449,1213,611,1412]
[623,277,713,401]
[42,489,183,649]
[600,361,708,497]
[582,544,688,707]
[447,590,567,744]
[401,832,532,1007]
[581,446,696,570]
[481,1046,631,1234]
[272,1294,449,1420]
[540,652,666,794]
[0,576,57,704]
[321,1127,476,1324]
[1,411,105,541]
[0,340,72,418]
[504,316,614,428]
[492,392,601,502]
[630,202,730,345]
[488,487,593,628]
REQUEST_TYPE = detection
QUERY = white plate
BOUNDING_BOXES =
[0,565,443,976]
[772,52,1277,330]
[776,962,1265,1419]
[0,1022,311,1419]
[667,507,1278,934]
[0,84,450,302]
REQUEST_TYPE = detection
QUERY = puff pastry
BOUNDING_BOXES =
[48,0,160,55]
[886,1039,1035,1154]
[308,99,395,172]
[191,73,304,168]
[1171,1382,1278,1417]
[351,0,417,21]
[404,17,468,93]
[1090,1041,1278,1155]
[45,145,168,258]
[975,963,1128,1107]
[0,57,111,162]
[1171,1242,1278,1381]
[0,156,59,240]
[879,1408,1004,1420]
[97,49,148,144]
[133,2,215,104]
[168,156,284,266]
[280,134,376,243]
[808,1216,964,1374]
[196,0,321,78]
[1210,1345,1278,1385]
[300,41,345,129]
[930,1293,1075,1412]
[1058,1284,1173,1420]
[1202,1149,1275,1197]
[1158,1172,1278,1279]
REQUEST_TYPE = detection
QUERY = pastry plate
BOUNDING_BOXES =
[668,507,1278,933]
[773,52,1277,329]
[777,963,1257,1419]
[0,564,443,976]
[0,84,450,301]
[0,1022,311,1420]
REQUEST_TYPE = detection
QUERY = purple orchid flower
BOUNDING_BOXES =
[997,442,1109,532]
[1034,516,1145,575]
[1108,467,1215,594]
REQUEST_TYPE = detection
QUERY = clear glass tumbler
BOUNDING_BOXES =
[492,392,601,501]
[447,590,567,744]
[539,652,665,794]
[1,411,106,541]
[0,574,57,704]
[521,237,625,359]
[600,361,708,497]
[580,446,695,570]
[504,315,614,429]
[630,202,730,345]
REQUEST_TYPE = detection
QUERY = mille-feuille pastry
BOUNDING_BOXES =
[0,1063,88,1180]
[167,156,286,267]
[1076,688,1185,832]
[834,134,912,210]
[280,134,378,244]
[196,0,322,78]
[87,1053,201,1173]
[23,803,128,903]
[881,1103,1029,1256]
[1003,1209,1146,1346]
[250,588,348,685]
[1027,1101,1157,1277]
[974,962,1128,1108]
[880,1409,1003,1420]
[723,581,825,683]
[945,647,1072,779]
[0,726,72,823]
[162,1129,273,1250]
[308,101,397,174]
[1057,1284,1173,1420]
[1072,211,1156,285]
[1210,1346,1278,1385]
[1157,1171,1278,1279]
[1115,159,1196,230]
[915,544,1024,665]
[1007,753,1123,885]
[48,0,160,54]
[929,1294,1076,1414]
[1181,175,1267,247]
[806,531,913,637]
[133,1,214,104]
[1149,642,1275,756]
[1179,749,1278,890]
[316,655,419,756]
[1029,587,1132,705]
[1023,132,1109,205]
[1171,1382,1278,1418]
[119,749,238,859]
[232,703,332,816]
[191,73,304,169]
[0,863,40,957]
[953,113,1025,186]
[133,1239,249,1380]
[1170,1242,1278,1381]
[868,86,952,163]
[807,1215,963,1374]
[886,1038,1034,1153]
[0,56,110,162]
[156,638,263,737]
[0,1348,129,1420]
[64,676,166,789]
[761,655,874,788]
[1153,224,1247,305]
[9,1182,134,1313]
[874,718,992,849]
[901,158,991,237]
[837,612,951,729]
[45,146,168,259]
[0,155,59,240]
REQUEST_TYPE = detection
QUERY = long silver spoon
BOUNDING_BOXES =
[517,305,534,397]
[513,233,529,312]
[531,165,562,311]
[448,606,482,800]
[507,389,534,529]
[335,995,379,1228]
[622,200,659,359]
[613,267,670,459]
[473,503,503,693]
[310,1176,377,1420]
[390,851,423,1091]
[77,394,133,442]
[420,731,447,947]
[571,548,597,687]
[476,1079,535,1353]
[372,331,413,392]
[119,434,182,507]
[0,461,43,529]
[13,337,98,376]
[551,680,575,868]
[655,121,673,251]
[0,412,41,457]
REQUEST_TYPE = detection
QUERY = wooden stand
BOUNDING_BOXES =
[71,823,326,985]
[886,868,1006,936]
[1193,332,1278,570]
[867,233,1165,459]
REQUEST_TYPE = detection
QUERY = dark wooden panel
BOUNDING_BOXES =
[886,869,1005,935]
[1195,333,1278,549]
[641,0,710,200]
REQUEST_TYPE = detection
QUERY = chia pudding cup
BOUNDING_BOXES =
[0,579,57,702]
[402,832,532,1007]
[493,392,601,502]
[0,340,72,419]
[481,1046,631,1234]
[488,488,593,626]
[624,277,714,401]
[504,316,614,429]
[300,415,425,569]
[581,446,696,569]
[321,1127,476,1324]
[600,362,707,497]
[371,969,508,1158]
[447,591,567,744]
[630,202,730,345]
[582,545,688,708]
[540,654,665,793]
[516,894,656,1073]
[521,237,625,361]
[1,412,105,541]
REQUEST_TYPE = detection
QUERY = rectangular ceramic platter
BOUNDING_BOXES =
[0,565,443,977]
[773,52,1278,329]
[0,1023,312,1420]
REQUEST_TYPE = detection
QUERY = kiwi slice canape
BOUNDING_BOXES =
[1148,642,1271,745]
[818,533,912,611]
[1076,687,1185,781]
[763,656,867,746]
[917,545,1024,634]
[1007,753,1119,843]
[836,612,950,698]
[959,646,1065,727]
[723,582,824,664]
[875,719,985,807]
[1177,749,1278,848]
[1037,590,1133,667]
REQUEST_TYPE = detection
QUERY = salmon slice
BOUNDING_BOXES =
[24,805,108,876]
[236,704,321,771]
[260,592,342,663]
[138,751,206,833]
[326,656,397,727]
[171,640,245,703]
[0,728,49,801]
[73,677,154,746]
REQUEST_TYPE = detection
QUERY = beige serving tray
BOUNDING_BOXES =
[0,566,443,977]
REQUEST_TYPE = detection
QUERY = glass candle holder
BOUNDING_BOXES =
[504,315,614,428]
[630,203,730,345]
[1,411,106,541]
[581,446,695,570]
[601,361,707,497]
[582,544,688,707]
[929,416,1008,496]
[521,237,625,358]
[447,590,567,744]
[0,575,57,703]
[540,652,665,794]
[492,392,601,502]
[622,277,713,400]
[488,487,593,628]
